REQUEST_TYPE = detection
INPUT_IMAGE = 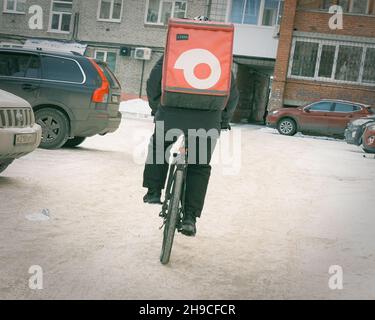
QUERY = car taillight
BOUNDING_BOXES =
[89,58,109,103]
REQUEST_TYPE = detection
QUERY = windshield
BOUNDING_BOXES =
[97,62,121,89]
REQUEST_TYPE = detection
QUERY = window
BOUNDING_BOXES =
[98,0,123,22]
[318,45,335,78]
[337,0,372,14]
[0,52,40,78]
[309,102,333,111]
[230,0,283,26]
[262,0,280,26]
[291,41,319,77]
[145,0,187,25]
[351,0,369,13]
[298,0,336,10]
[363,48,375,84]
[335,45,362,82]
[3,0,26,13]
[298,0,374,14]
[334,103,356,112]
[231,0,261,24]
[95,50,117,72]
[49,0,73,33]
[289,38,375,86]
[41,56,84,83]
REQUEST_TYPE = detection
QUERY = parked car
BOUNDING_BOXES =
[266,100,373,138]
[345,115,375,146]
[0,48,122,149]
[0,89,42,174]
[362,123,375,154]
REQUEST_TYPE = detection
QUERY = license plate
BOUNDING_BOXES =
[112,95,119,103]
[14,133,36,145]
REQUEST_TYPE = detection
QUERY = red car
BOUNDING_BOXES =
[266,100,374,137]
[362,122,375,154]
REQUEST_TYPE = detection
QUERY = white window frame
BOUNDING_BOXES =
[144,0,187,26]
[335,0,374,15]
[288,37,375,87]
[48,0,73,34]
[228,0,283,27]
[3,0,26,14]
[348,0,371,14]
[94,50,117,71]
[97,0,124,22]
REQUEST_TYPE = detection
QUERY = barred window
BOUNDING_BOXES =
[291,41,318,77]
[298,0,336,10]
[289,38,375,86]
[298,0,374,14]
[318,45,335,78]
[335,45,363,82]
[363,48,375,84]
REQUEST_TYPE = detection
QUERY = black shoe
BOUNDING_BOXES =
[180,213,197,237]
[143,189,162,204]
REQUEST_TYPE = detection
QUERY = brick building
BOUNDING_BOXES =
[269,0,375,111]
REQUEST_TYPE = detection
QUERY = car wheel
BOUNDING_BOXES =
[0,159,14,174]
[277,118,297,136]
[63,137,86,148]
[35,108,69,149]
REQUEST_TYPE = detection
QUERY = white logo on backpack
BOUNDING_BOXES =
[174,49,222,90]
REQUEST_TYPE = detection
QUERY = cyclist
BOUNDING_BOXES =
[143,16,239,237]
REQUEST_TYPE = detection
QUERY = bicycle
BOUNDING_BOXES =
[159,134,188,265]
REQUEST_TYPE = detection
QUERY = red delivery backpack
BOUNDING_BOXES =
[161,18,234,111]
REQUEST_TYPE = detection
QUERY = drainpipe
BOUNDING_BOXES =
[72,12,79,41]
[206,0,212,19]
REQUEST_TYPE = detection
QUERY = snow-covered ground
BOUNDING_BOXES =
[0,115,374,299]
[119,99,151,118]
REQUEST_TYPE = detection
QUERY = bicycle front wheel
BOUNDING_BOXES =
[160,169,184,265]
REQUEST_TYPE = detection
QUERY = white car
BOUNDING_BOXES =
[0,90,42,174]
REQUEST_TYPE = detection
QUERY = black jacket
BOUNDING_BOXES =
[146,56,239,132]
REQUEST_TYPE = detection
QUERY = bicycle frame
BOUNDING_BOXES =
[160,134,188,230]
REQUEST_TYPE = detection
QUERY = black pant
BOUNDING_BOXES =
[143,129,218,218]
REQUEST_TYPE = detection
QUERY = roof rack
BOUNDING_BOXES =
[70,51,82,56]
[0,44,43,51]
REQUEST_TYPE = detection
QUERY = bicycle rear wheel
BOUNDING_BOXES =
[160,169,184,265]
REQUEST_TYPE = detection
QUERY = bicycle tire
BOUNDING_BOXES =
[160,169,184,265]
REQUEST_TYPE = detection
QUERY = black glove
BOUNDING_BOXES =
[221,122,231,131]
